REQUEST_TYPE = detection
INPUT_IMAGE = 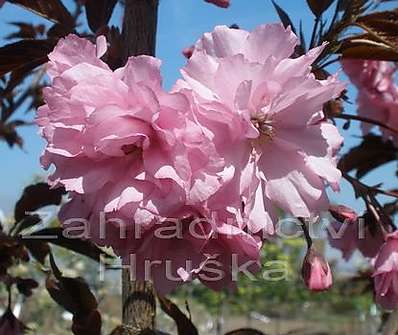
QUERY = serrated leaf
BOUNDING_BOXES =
[339,34,398,61]
[355,9,398,49]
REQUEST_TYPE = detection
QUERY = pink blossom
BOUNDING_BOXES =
[37,34,189,228]
[0,309,25,335]
[0,1,5,8]
[373,231,398,309]
[302,247,332,292]
[204,0,230,8]
[328,220,384,261]
[342,60,398,141]
[177,24,345,221]
[38,34,263,294]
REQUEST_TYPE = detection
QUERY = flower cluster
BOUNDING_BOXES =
[343,60,398,142]
[37,24,344,294]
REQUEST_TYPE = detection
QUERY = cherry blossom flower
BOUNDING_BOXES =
[38,34,263,293]
[176,24,345,223]
[373,231,398,309]
[342,60,398,142]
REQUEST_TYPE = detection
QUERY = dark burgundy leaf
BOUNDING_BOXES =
[0,39,55,77]
[271,1,296,34]
[22,240,50,264]
[13,214,41,235]
[0,121,24,147]
[307,0,334,17]
[85,0,117,33]
[14,183,65,223]
[16,277,39,297]
[26,227,113,262]
[72,310,102,335]
[8,0,74,26]
[158,296,198,335]
[47,254,98,315]
[6,22,46,40]
[338,135,397,178]
[225,330,266,335]
[355,9,398,49]
[0,308,27,334]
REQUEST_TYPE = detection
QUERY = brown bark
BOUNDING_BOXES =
[121,0,159,332]
[122,0,159,59]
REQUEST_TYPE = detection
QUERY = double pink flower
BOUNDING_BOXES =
[37,24,344,293]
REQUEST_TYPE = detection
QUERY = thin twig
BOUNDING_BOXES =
[334,113,398,134]
[299,218,313,249]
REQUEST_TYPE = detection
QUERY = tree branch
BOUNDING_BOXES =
[121,0,159,332]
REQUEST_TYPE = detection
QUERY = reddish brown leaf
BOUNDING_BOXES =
[0,39,55,77]
[14,183,65,222]
[26,227,113,262]
[225,329,266,335]
[47,254,98,316]
[307,0,334,17]
[158,295,198,335]
[338,135,397,178]
[339,34,398,61]
[355,9,398,49]
[16,277,39,297]
[85,0,117,33]
[8,0,74,26]
[72,310,102,335]
[22,240,50,264]
[271,1,296,34]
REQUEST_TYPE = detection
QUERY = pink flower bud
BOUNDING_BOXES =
[329,205,358,224]
[302,248,333,292]
[182,46,194,59]
[204,0,230,8]
[0,0,5,8]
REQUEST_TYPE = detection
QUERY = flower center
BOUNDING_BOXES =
[251,117,276,141]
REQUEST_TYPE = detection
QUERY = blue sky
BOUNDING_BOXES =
[0,0,396,216]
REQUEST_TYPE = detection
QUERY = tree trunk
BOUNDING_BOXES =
[121,0,159,333]
[122,0,159,60]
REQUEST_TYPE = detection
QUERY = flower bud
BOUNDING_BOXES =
[182,46,194,59]
[302,247,333,292]
[329,205,358,224]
